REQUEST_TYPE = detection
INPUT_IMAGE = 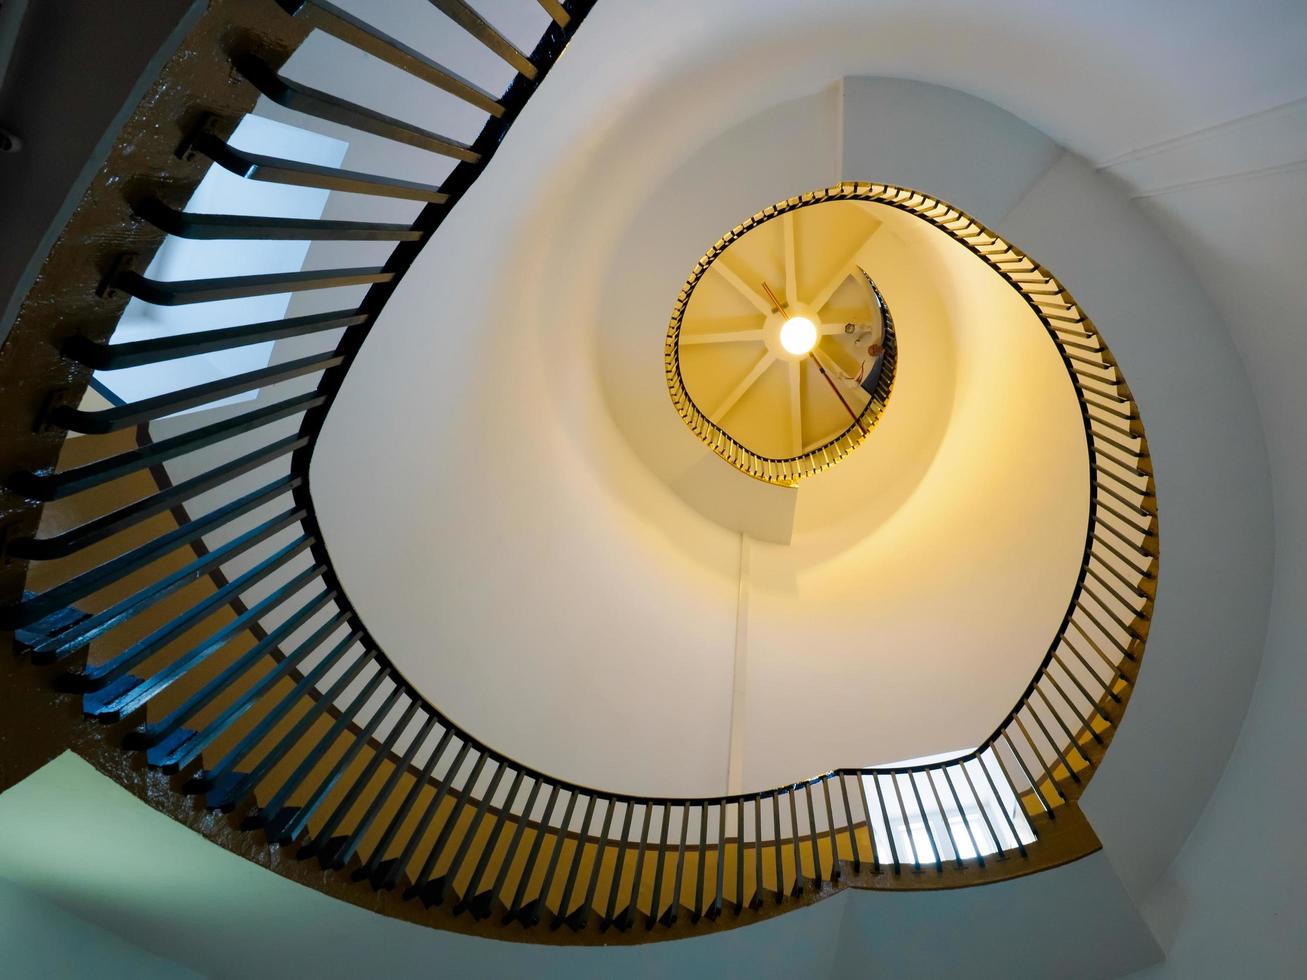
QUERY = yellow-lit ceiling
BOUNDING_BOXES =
[668,199,899,484]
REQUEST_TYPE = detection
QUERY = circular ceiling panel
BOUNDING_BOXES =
[666,196,900,486]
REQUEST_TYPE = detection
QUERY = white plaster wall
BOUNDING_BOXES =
[1117,134,1307,980]
[309,63,749,798]
[316,62,1096,796]
[833,852,1161,979]
[311,0,1278,841]
[242,3,1305,967]
[743,206,1087,786]
[999,154,1276,904]
[839,77,1062,229]
[0,876,198,978]
[1,754,847,980]
[594,87,843,545]
[595,108,1089,788]
[5,0,1302,969]
[2,754,1163,980]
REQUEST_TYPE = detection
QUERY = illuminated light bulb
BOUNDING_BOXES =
[779,315,818,355]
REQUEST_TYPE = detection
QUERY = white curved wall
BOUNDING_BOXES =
[0,0,1296,973]
[1117,110,1307,979]
[742,204,1088,785]
[314,66,1094,797]
[312,7,1279,938]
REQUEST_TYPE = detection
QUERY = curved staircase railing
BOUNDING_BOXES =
[0,0,1157,945]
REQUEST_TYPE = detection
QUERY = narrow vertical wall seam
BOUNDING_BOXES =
[726,532,751,794]
[833,77,847,183]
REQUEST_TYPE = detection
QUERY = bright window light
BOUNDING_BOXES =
[92,116,349,413]
[860,749,1037,863]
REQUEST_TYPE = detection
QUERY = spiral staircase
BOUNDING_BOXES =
[0,1,1303,976]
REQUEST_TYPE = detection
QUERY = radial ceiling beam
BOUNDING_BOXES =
[809,226,882,312]
[710,258,774,317]
[783,211,797,305]
[712,351,776,421]
[680,329,766,345]
[788,360,803,455]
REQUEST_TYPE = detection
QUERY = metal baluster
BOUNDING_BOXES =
[708,801,725,920]
[265,684,409,845]
[354,724,454,882]
[552,795,596,930]
[78,546,316,690]
[310,707,433,867]
[788,790,805,895]
[1001,730,1053,820]
[978,750,1029,858]
[1064,630,1127,698]
[509,785,567,926]
[804,783,823,886]
[286,1,505,115]
[48,358,343,433]
[201,645,374,808]
[1024,697,1082,788]
[480,776,539,920]
[456,768,524,918]
[772,793,785,903]
[235,55,478,162]
[855,773,879,873]
[403,746,487,896]
[422,757,506,906]
[960,759,1006,859]
[1052,650,1115,723]
[130,589,336,752]
[822,777,841,883]
[664,803,689,927]
[172,622,354,778]
[360,736,462,888]
[924,769,963,868]
[838,774,861,873]
[23,503,304,660]
[188,129,448,202]
[734,799,746,913]
[620,802,652,931]
[246,666,390,830]
[1029,695,1082,789]
[8,477,299,629]
[602,802,634,930]
[1013,713,1066,802]
[889,773,922,872]
[873,775,901,874]
[941,765,983,866]
[906,771,942,873]
[84,568,328,720]
[693,803,709,921]
[427,0,539,77]
[647,804,671,929]
[570,798,614,931]
[65,310,366,370]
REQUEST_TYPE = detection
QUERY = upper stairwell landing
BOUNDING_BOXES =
[669,200,899,488]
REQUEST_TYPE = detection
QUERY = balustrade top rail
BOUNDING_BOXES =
[0,0,1155,944]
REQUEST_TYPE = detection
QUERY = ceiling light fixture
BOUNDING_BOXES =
[779,315,818,355]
